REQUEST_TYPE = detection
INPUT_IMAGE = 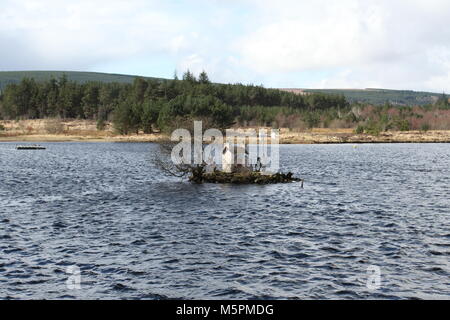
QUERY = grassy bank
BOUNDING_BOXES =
[1,119,450,144]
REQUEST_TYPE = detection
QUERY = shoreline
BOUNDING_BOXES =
[1,131,450,144]
[1,119,450,144]
[0,134,165,143]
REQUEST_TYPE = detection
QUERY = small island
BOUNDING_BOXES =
[155,142,304,185]
[190,170,303,185]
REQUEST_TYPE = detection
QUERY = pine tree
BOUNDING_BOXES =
[198,71,210,84]
[437,92,449,107]
[182,70,196,83]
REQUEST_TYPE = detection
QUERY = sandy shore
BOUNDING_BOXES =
[1,119,450,144]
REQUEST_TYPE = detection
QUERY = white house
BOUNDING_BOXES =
[221,143,252,173]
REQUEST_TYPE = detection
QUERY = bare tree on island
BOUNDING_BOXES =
[151,141,192,178]
[151,117,222,183]
[151,118,303,185]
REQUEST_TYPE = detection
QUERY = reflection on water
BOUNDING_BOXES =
[0,142,449,299]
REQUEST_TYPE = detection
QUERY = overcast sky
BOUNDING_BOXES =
[1,0,450,91]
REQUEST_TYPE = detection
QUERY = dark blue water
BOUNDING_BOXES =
[0,142,449,300]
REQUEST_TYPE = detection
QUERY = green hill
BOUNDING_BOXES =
[0,71,160,91]
[302,88,440,106]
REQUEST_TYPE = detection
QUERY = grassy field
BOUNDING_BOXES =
[1,119,449,144]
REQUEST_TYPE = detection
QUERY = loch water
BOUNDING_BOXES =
[0,142,449,299]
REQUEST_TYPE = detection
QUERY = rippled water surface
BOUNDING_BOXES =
[0,142,449,299]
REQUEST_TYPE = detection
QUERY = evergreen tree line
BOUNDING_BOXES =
[0,71,351,133]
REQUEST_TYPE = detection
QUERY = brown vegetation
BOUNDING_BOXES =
[1,119,450,144]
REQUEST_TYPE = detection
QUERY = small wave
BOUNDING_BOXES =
[131,239,147,245]
[320,246,341,253]
[429,250,445,256]
[163,259,180,264]
[140,292,171,300]
[210,288,247,298]
[112,283,136,292]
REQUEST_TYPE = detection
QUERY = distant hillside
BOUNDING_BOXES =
[0,71,443,106]
[0,71,160,91]
[280,88,441,106]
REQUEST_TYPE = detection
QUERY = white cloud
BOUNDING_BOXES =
[424,47,450,91]
[0,0,192,70]
[0,0,449,91]
[236,0,450,91]
[238,1,378,72]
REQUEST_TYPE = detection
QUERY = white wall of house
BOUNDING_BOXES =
[222,143,250,173]
[222,147,233,173]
